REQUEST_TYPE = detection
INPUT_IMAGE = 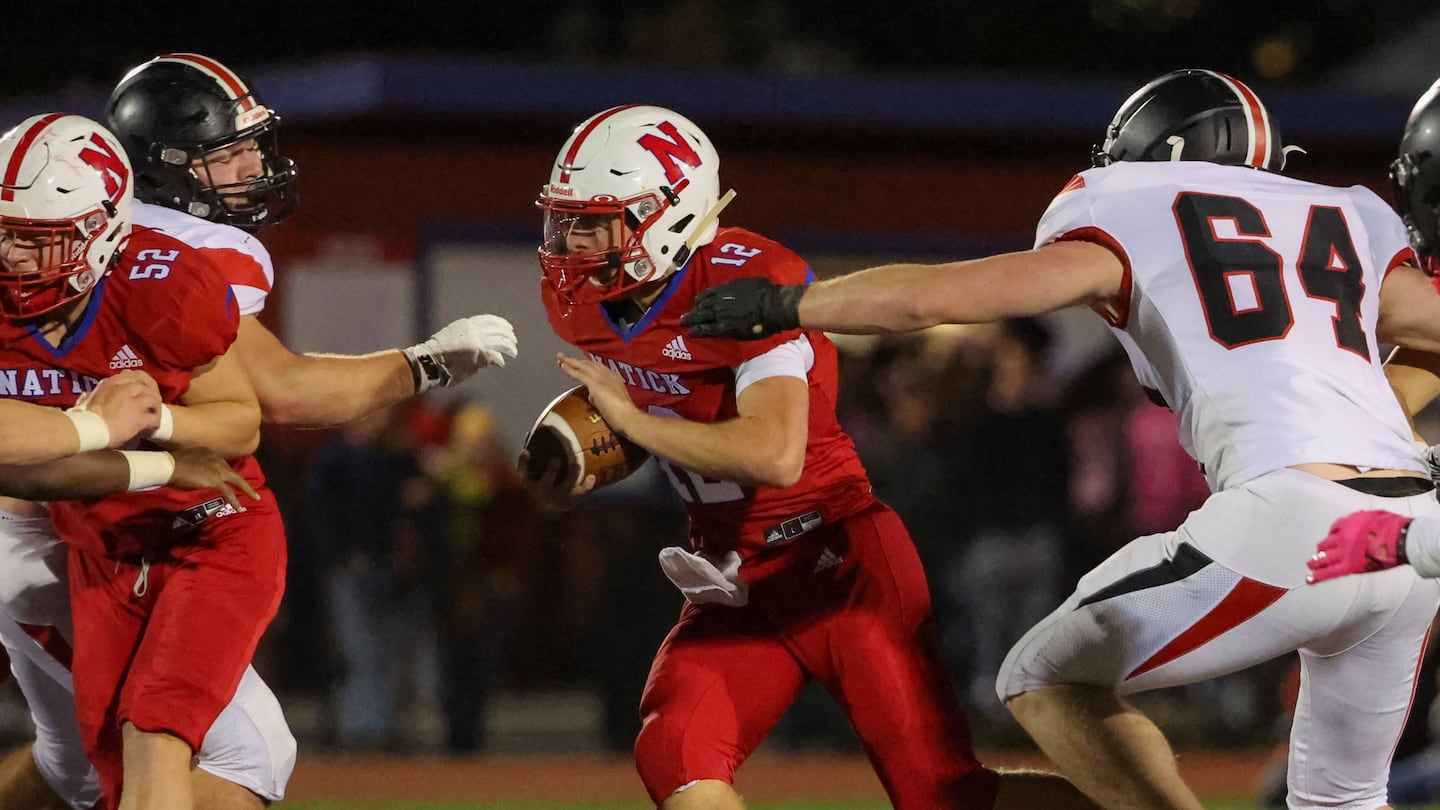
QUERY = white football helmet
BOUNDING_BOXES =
[0,113,133,319]
[537,105,720,304]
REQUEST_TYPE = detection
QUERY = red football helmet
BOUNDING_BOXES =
[0,114,133,319]
[537,105,721,305]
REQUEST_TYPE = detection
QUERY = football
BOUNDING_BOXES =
[522,385,652,493]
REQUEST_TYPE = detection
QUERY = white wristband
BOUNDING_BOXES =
[151,404,175,443]
[64,408,111,452]
[119,450,176,491]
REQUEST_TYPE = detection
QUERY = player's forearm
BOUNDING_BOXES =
[256,350,414,427]
[798,244,1117,334]
[798,264,955,334]
[0,402,82,465]
[800,257,1047,333]
[0,451,133,500]
[166,401,261,457]
[617,410,801,488]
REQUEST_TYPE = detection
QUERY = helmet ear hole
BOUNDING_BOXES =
[669,214,694,234]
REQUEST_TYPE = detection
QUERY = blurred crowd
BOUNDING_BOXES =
[174,316,1440,765]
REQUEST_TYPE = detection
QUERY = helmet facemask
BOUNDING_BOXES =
[1391,151,1440,276]
[167,111,297,231]
[538,188,685,305]
[0,208,118,319]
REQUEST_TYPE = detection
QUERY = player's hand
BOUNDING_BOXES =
[166,447,260,512]
[556,353,640,435]
[402,314,518,393]
[79,370,162,447]
[1306,510,1413,584]
[682,278,804,340]
[516,448,595,511]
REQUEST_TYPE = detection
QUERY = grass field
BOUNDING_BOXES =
[275,795,1301,801]
[280,795,1440,801]
[277,755,1440,809]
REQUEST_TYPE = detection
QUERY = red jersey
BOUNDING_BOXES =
[0,225,263,557]
[544,227,874,574]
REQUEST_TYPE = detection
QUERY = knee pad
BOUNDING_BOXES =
[196,667,297,802]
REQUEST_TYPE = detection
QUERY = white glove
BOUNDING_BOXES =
[402,314,517,393]
[658,548,749,607]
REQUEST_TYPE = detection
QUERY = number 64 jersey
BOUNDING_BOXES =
[1039,161,1426,493]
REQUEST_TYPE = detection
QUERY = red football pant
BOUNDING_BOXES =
[67,493,286,807]
[635,502,999,809]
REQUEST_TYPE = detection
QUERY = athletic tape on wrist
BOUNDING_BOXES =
[151,404,174,442]
[64,408,111,452]
[119,450,176,491]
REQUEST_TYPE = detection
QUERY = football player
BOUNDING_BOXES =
[683,69,1440,809]
[0,54,518,810]
[524,105,1094,810]
[1305,79,1440,587]
[0,112,282,810]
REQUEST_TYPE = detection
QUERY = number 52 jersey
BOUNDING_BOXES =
[1039,161,1425,491]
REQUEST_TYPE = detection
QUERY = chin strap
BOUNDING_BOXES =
[671,189,737,269]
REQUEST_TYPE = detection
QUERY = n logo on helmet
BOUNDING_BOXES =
[637,122,702,187]
[78,134,129,203]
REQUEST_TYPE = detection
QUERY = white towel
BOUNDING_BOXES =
[657,547,749,607]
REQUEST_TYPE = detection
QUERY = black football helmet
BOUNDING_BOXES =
[105,53,297,231]
[1391,78,1440,276]
[1092,69,1287,172]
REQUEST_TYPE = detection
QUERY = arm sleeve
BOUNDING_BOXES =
[146,264,242,370]
[1352,185,1420,281]
[215,238,275,317]
[1034,173,1101,248]
[734,335,815,396]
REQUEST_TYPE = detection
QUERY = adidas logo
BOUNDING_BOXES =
[661,335,692,361]
[109,344,143,370]
[813,547,843,573]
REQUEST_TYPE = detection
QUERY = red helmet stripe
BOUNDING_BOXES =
[154,53,255,110]
[1213,71,1270,168]
[1,113,64,202]
[558,104,644,184]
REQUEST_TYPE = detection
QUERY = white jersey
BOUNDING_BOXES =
[131,201,275,316]
[1036,161,1424,491]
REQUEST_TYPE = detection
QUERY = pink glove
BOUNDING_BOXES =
[1306,510,1412,584]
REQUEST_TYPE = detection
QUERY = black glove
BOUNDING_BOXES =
[682,277,806,340]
